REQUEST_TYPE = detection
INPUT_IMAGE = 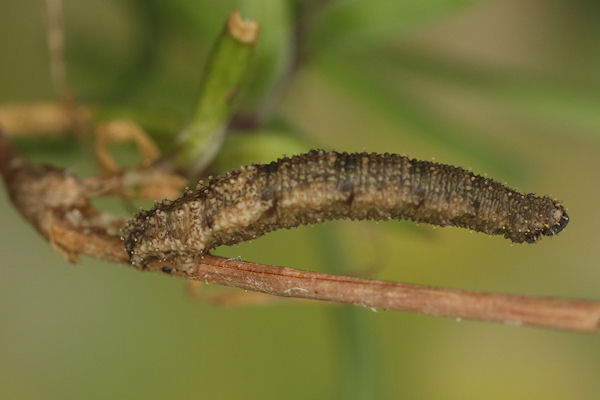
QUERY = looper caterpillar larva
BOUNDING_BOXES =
[123,150,569,269]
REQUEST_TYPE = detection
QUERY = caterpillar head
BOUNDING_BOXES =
[520,202,569,244]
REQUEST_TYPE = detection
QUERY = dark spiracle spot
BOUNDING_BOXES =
[161,267,172,274]
[261,186,275,201]
[337,176,353,194]
[263,195,279,218]
[203,215,214,229]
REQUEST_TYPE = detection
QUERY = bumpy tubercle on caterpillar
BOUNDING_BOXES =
[122,150,569,271]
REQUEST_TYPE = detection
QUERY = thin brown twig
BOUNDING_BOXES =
[0,102,91,137]
[44,0,89,142]
[47,220,600,332]
[94,120,161,173]
[186,280,298,307]
[81,168,186,201]
[1,131,599,333]
[45,0,68,101]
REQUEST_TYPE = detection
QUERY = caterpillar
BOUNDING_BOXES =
[123,150,569,269]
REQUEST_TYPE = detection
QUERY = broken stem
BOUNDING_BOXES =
[172,11,259,176]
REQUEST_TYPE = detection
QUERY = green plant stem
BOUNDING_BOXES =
[211,129,310,173]
[172,11,258,176]
[236,0,293,123]
[314,225,379,400]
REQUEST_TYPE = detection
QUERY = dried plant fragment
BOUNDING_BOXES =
[95,120,160,173]
[0,102,90,137]
[227,10,260,44]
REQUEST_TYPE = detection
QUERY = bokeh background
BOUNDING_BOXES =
[1,0,600,399]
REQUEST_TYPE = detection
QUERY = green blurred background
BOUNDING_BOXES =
[1,0,600,398]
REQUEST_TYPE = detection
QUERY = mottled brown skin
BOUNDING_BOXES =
[123,150,569,269]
